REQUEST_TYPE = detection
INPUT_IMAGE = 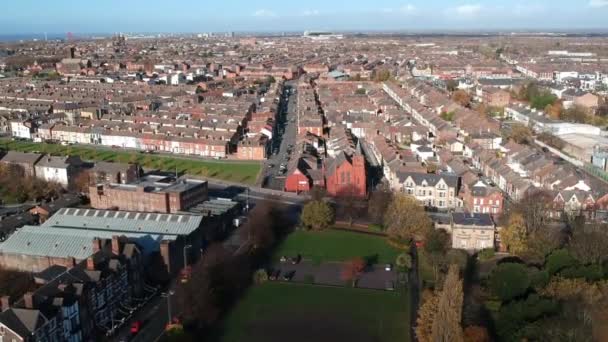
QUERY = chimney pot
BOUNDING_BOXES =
[1,296,10,312]
[23,292,34,309]
[111,236,120,255]
[86,257,95,271]
[92,238,102,253]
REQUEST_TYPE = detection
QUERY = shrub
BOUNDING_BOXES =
[495,294,559,341]
[546,249,577,275]
[528,269,550,290]
[252,269,268,285]
[490,263,530,302]
[559,264,603,281]
[395,253,413,270]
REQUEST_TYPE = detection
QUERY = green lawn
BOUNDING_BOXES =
[220,282,410,342]
[0,140,261,185]
[275,229,402,264]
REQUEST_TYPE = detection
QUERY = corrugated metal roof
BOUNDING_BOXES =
[0,208,203,260]
[43,208,202,236]
[0,225,179,260]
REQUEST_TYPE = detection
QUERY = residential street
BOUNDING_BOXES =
[262,80,299,191]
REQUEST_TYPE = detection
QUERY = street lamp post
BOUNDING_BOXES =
[161,291,175,324]
[183,244,192,269]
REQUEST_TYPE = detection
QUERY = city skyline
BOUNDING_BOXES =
[2,0,608,35]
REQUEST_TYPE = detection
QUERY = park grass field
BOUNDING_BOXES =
[274,229,401,265]
[220,282,410,342]
[0,140,261,185]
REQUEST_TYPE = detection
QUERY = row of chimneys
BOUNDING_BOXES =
[1,292,35,312]
[87,236,122,271]
[0,237,123,313]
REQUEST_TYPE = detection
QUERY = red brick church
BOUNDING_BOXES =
[325,145,367,198]
[284,143,367,198]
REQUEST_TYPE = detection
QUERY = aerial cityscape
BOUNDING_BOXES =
[1,1,608,341]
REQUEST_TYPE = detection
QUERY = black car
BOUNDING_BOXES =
[282,270,296,281]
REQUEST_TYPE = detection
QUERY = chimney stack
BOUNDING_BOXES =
[23,292,34,309]
[86,257,95,271]
[111,236,120,255]
[1,296,10,312]
[92,237,102,254]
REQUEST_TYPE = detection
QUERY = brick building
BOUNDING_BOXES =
[463,180,504,216]
[0,151,43,177]
[482,88,510,108]
[325,148,367,198]
[89,174,208,213]
[89,161,139,184]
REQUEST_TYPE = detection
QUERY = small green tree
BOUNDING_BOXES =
[490,263,530,302]
[252,269,268,285]
[301,200,334,230]
[396,253,413,271]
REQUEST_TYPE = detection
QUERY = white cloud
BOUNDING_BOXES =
[252,9,276,17]
[401,4,416,14]
[455,4,482,16]
[589,0,608,8]
[302,9,320,16]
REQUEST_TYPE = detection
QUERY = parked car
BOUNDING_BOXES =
[282,270,296,281]
[385,264,393,271]
[270,269,281,280]
[291,254,302,265]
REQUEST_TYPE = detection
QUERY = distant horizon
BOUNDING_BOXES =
[2,27,608,41]
[2,1,608,36]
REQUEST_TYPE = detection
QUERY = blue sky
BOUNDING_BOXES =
[2,0,608,34]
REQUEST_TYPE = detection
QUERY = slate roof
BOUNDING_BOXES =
[0,151,42,165]
[452,213,494,228]
[0,308,46,337]
[397,172,460,188]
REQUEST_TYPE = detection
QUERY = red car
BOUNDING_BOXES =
[130,321,142,335]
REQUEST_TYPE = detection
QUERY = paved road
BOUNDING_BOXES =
[112,287,177,342]
[262,81,299,191]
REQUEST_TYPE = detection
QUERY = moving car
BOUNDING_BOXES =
[130,321,142,335]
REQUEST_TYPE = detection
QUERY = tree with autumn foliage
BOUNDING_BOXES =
[452,90,472,107]
[508,123,533,144]
[500,213,528,255]
[431,264,464,342]
[384,193,433,242]
[544,101,563,120]
[301,200,334,231]
[416,290,439,342]
[341,257,366,287]
[463,326,490,342]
